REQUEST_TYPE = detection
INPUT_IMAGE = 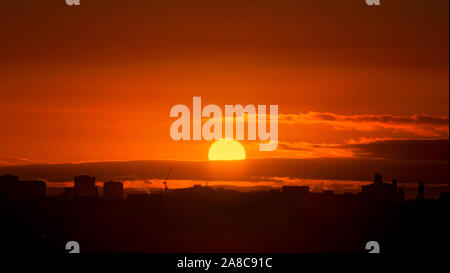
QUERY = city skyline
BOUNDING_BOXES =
[0,166,450,200]
[1,171,448,254]
[0,0,448,257]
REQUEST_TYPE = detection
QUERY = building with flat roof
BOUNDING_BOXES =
[362,173,403,200]
[103,180,123,200]
[1,175,46,200]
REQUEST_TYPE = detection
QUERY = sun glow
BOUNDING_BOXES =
[208,139,246,161]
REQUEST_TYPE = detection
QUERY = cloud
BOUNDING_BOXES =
[276,138,449,162]
[0,156,54,167]
[279,112,449,137]
[276,141,354,159]
[345,139,449,161]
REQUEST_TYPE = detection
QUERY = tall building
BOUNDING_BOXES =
[417,181,425,200]
[103,180,123,200]
[392,179,397,194]
[74,175,97,198]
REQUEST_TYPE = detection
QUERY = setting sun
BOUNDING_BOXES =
[208,139,246,161]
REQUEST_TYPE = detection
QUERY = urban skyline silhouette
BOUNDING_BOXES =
[1,171,448,253]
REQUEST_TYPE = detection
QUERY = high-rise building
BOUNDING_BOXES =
[74,175,97,198]
[417,181,425,200]
[392,179,397,194]
[103,180,123,200]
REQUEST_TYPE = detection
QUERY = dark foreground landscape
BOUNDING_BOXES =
[1,187,448,253]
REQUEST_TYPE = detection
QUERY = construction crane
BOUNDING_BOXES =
[163,166,172,193]
[154,166,172,194]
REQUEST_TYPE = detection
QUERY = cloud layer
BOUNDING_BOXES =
[279,112,449,137]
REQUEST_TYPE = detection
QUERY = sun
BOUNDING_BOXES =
[208,139,246,161]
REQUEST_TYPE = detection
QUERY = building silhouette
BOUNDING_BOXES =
[74,175,97,198]
[417,181,425,200]
[392,179,397,194]
[361,173,402,200]
[282,185,309,197]
[103,180,123,200]
[0,175,45,200]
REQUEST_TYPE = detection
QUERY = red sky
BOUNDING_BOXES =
[0,0,448,164]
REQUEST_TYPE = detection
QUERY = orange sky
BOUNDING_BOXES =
[0,0,448,164]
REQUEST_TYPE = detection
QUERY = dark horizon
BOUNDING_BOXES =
[1,157,448,182]
[1,156,448,199]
